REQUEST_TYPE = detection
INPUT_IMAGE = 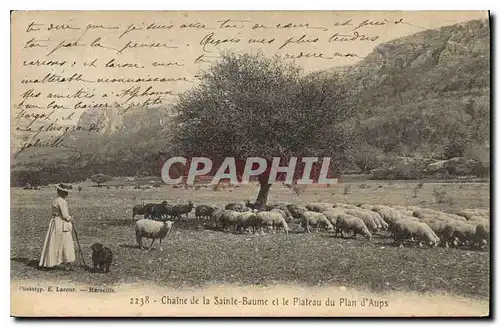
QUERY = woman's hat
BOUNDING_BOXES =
[55,183,71,193]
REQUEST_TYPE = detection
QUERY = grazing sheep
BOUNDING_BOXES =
[451,221,478,247]
[301,212,334,233]
[335,214,372,240]
[413,209,466,222]
[419,218,456,246]
[170,201,194,220]
[195,204,216,220]
[225,202,247,212]
[270,208,286,219]
[135,219,173,249]
[397,209,414,217]
[345,209,379,232]
[391,219,440,247]
[400,214,420,222]
[359,204,375,210]
[306,203,334,213]
[467,215,489,222]
[269,208,293,223]
[244,200,259,210]
[265,203,293,221]
[210,208,228,228]
[286,204,308,219]
[371,204,394,211]
[218,210,240,232]
[322,208,346,226]
[132,202,166,220]
[369,211,388,230]
[255,211,290,234]
[457,209,489,220]
[132,204,148,220]
[146,201,170,221]
[474,223,490,248]
[235,211,257,233]
[443,213,467,221]
[374,207,404,227]
[333,203,358,209]
[90,243,113,273]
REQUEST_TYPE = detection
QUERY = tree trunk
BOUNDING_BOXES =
[255,182,271,209]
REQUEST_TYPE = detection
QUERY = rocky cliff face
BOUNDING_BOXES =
[77,105,124,135]
[332,19,490,165]
[336,19,490,104]
[76,104,172,136]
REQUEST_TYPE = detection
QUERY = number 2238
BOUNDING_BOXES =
[130,296,150,306]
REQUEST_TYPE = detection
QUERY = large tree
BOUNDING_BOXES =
[170,51,354,206]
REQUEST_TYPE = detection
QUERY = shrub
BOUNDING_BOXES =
[413,187,419,198]
[343,184,351,195]
[432,187,447,203]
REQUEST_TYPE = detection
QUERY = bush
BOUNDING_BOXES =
[413,187,419,198]
[444,141,465,159]
[432,187,447,203]
[343,184,351,195]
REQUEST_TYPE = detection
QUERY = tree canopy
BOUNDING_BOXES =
[170,51,354,206]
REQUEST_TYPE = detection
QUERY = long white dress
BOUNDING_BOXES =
[39,197,76,267]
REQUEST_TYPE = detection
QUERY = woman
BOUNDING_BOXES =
[39,184,76,270]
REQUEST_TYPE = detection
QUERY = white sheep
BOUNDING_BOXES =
[286,204,308,219]
[270,208,293,223]
[333,203,358,209]
[370,211,389,230]
[373,207,404,227]
[305,202,334,213]
[219,210,240,232]
[457,209,489,220]
[322,208,346,226]
[413,209,466,222]
[301,211,334,233]
[345,209,379,231]
[234,211,257,233]
[359,204,375,210]
[135,219,173,250]
[335,214,372,240]
[255,211,290,234]
[391,219,439,247]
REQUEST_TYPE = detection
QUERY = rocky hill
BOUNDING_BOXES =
[331,18,490,175]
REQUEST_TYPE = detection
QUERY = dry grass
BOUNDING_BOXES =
[10,180,490,300]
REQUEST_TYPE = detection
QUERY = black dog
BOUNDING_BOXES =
[90,243,113,273]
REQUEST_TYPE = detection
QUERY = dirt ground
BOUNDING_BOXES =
[10,180,490,300]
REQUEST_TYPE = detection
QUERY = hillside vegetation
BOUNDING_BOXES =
[338,19,490,175]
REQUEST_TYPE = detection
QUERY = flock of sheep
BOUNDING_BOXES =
[131,199,490,251]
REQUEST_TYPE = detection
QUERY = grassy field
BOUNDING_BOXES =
[10,179,490,300]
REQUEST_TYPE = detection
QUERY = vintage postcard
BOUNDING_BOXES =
[10,10,490,317]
